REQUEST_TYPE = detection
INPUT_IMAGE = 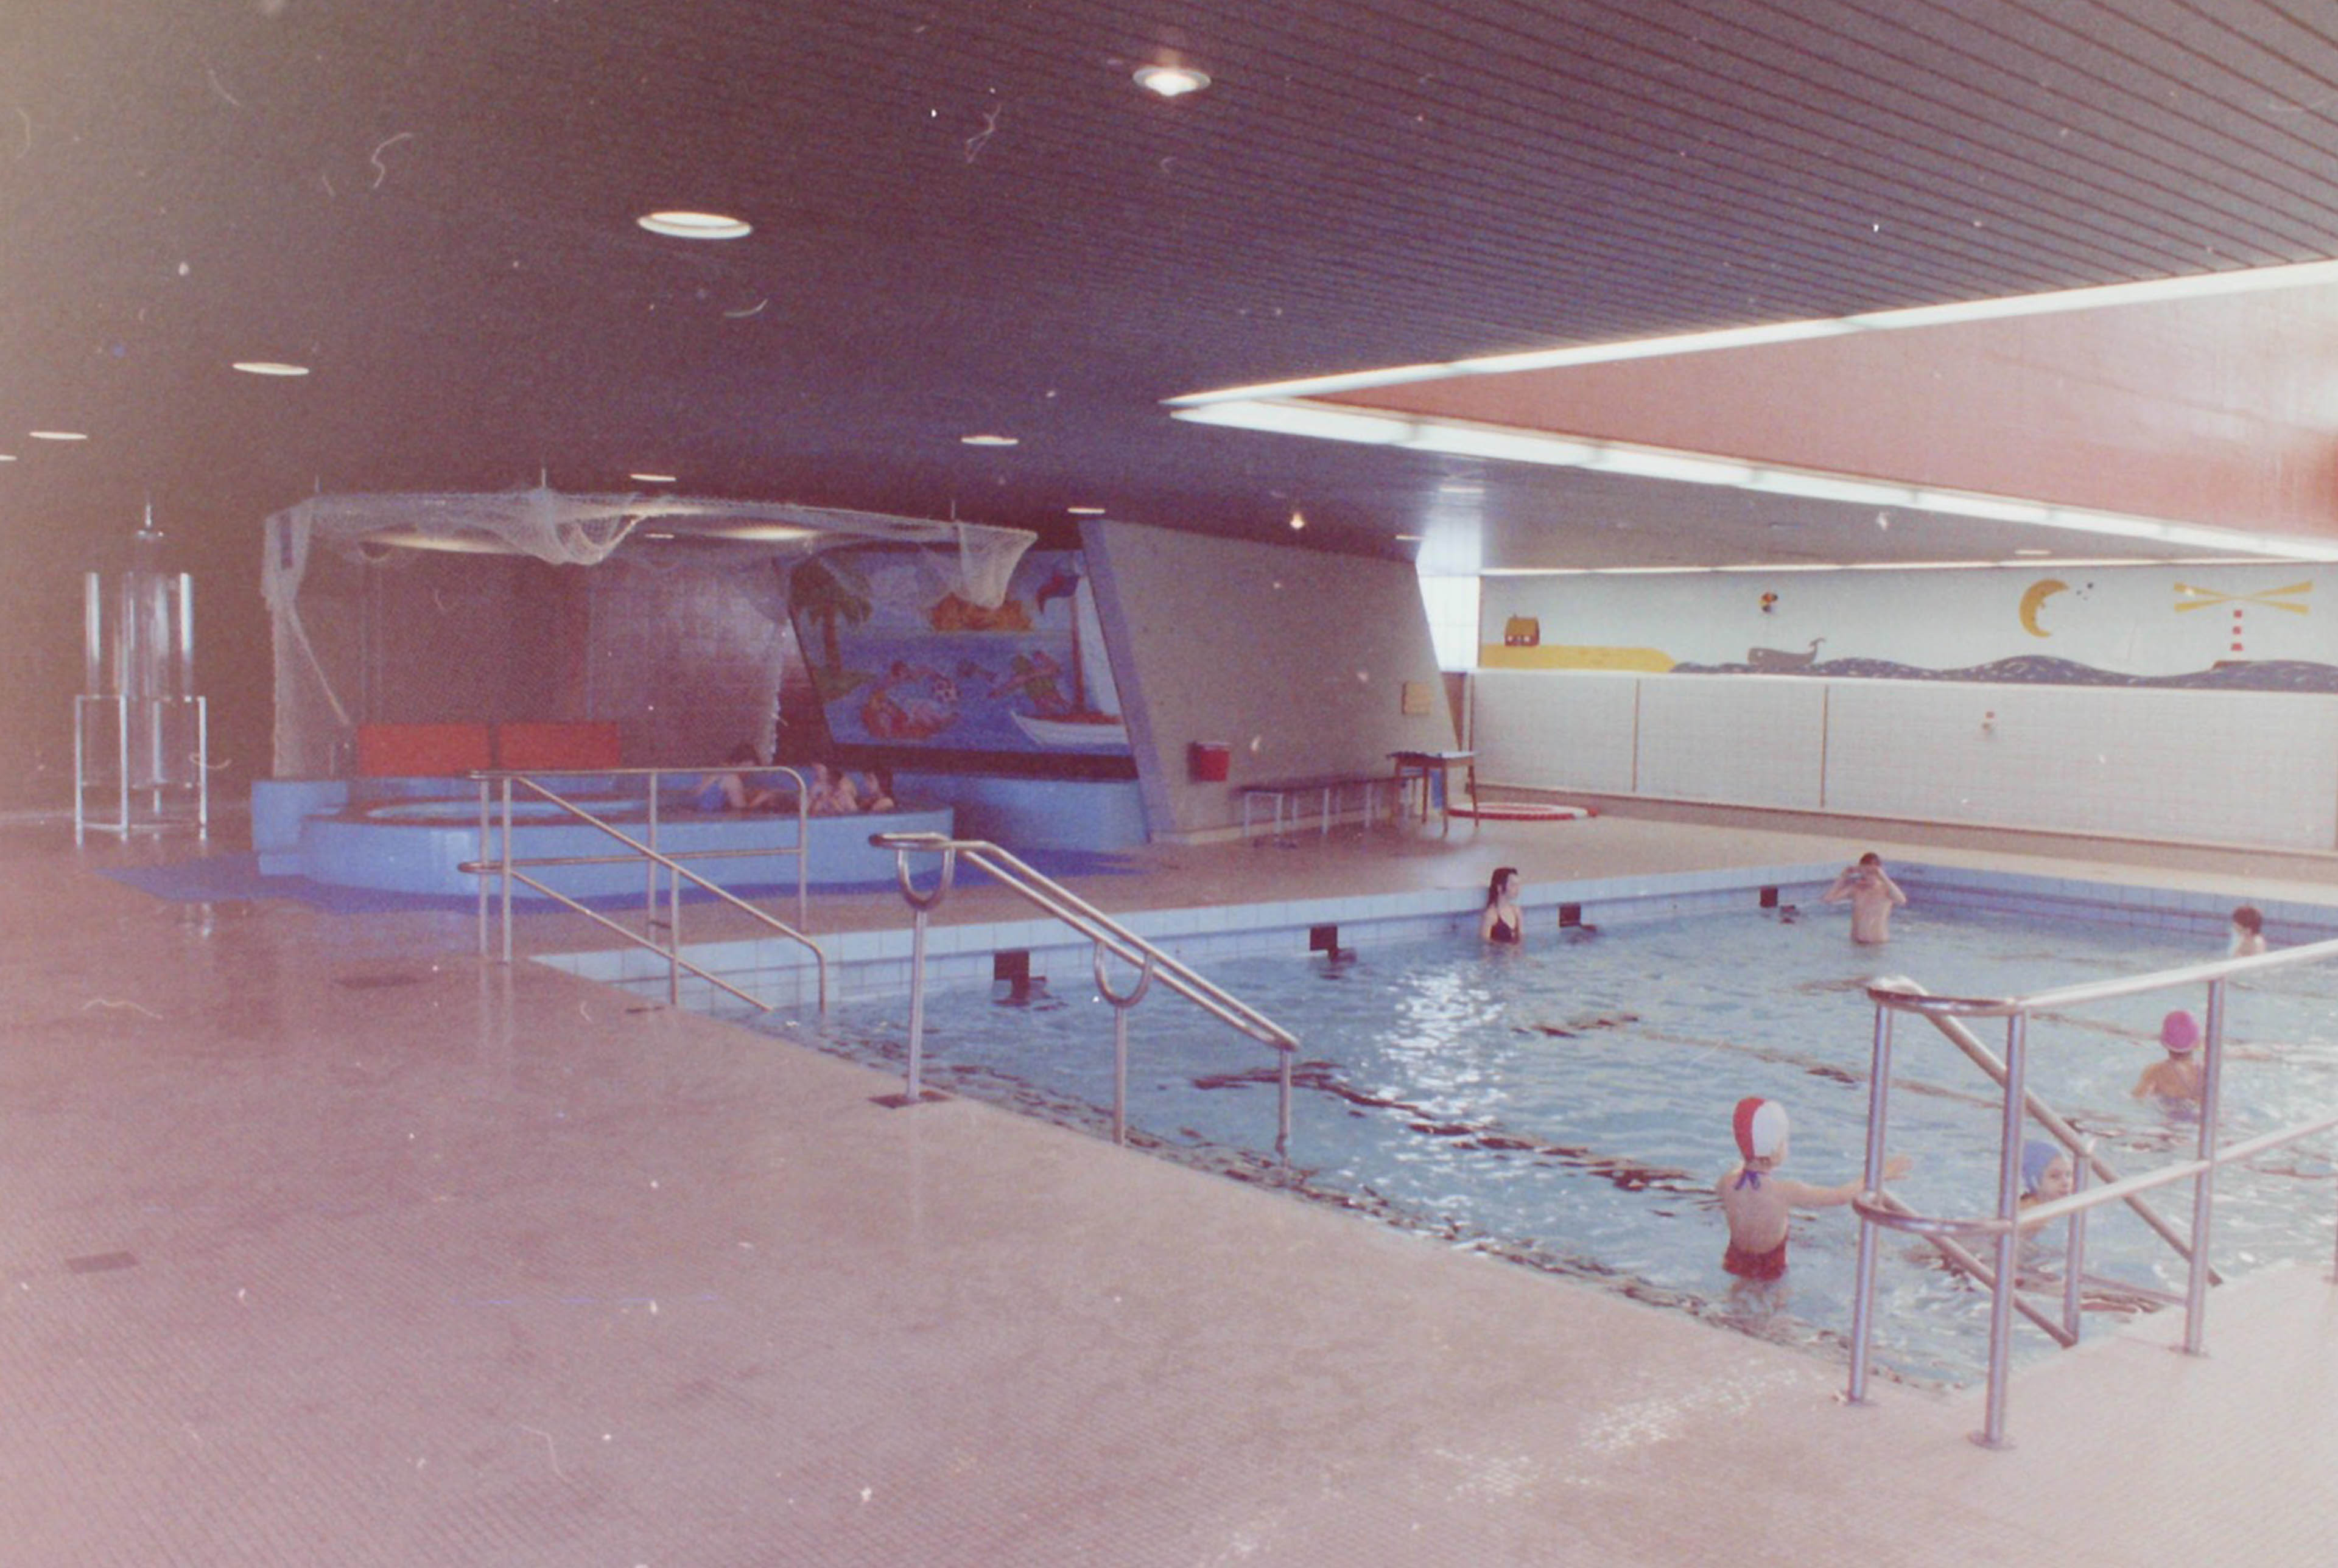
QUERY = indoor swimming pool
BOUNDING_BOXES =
[751,895,2338,1388]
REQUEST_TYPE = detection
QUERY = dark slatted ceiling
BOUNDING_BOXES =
[6,0,2338,575]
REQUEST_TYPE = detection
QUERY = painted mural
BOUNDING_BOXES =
[1479,566,2338,691]
[791,544,1129,754]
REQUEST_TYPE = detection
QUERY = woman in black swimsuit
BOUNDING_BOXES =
[1480,866,1523,945]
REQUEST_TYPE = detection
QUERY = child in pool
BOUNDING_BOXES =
[2230,905,2267,957]
[1820,852,1908,945]
[2017,1139,2074,1228]
[1718,1096,1911,1279]
[2132,1009,2205,1101]
[1480,866,1523,946]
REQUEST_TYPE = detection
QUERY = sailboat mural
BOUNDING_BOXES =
[790,545,1132,755]
[1008,567,1126,747]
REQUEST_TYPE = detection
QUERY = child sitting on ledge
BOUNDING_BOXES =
[801,763,896,816]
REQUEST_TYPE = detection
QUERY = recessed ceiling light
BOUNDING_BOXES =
[1134,65,1211,97]
[629,472,678,484]
[29,430,88,441]
[636,210,752,240]
[1288,511,1307,530]
[960,433,1019,447]
[233,361,309,376]
[1394,533,1423,541]
[1066,505,1107,515]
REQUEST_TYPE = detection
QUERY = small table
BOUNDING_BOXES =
[1388,750,1477,836]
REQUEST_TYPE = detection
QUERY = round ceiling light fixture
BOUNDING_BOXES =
[1134,65,1211,98]
[960,433,1019,447]
[1066,505,1108,515]
[636,210,753,240]
[233,360,311,376]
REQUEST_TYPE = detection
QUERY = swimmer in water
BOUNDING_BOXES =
[1480,866,1523,946]
[2017,1139,2075,1229]
[1717,1096,1911,1279]
[2132,1009,2205,1102]
[2230,905,2267,958]
[1820,852,1907,945]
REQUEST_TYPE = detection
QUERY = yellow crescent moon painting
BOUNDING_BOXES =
[2018,578,2068,638]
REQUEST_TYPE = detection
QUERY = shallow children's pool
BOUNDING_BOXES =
[756,900,2338,1387]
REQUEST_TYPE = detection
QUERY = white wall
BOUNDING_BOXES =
[1084,520,1455,839]
[1473,669,2338,850]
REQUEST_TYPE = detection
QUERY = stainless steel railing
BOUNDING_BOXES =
[468,768,826,1015]
[1845,936,2338,1446]
[871,831,1301,1161]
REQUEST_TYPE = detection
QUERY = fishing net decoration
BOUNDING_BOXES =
[262,488,1034,776]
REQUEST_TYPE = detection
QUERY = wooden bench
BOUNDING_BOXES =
[1238,773,1387,844]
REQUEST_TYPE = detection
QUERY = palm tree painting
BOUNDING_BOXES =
[790,555,874,699]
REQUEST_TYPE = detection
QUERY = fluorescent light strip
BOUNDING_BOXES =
[1171,399,2338,562]
[1171,256,2338,407]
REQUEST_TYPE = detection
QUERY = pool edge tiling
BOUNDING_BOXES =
[538,859,2338,1012]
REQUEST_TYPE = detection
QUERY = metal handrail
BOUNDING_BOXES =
[1846,939,2338,1447]
[468,763,814,930]
[871,831,1301,1160]
[468,769,827,1014]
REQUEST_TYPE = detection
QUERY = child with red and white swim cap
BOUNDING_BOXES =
[1717,1096,1911,1279]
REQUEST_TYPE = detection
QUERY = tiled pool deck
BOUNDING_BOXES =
[10,803,2338,1564]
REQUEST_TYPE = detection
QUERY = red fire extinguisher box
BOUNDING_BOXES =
[1188,741,1231,782]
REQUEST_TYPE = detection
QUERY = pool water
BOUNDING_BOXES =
[758,901,2338,1387]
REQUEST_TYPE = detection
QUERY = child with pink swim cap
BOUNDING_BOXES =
[1717,1096,1911,1279]
[2132,1009,2205,1101]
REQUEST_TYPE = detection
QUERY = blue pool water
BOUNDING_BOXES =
[758,901,2338,1387]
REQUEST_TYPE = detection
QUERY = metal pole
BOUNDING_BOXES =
[499,777,514,965]
[72,697,87,846]
[1978,1009,2030,1448]
[1092,942,1155,1147]
[114,695,130,838]
[644,769,660,932]
[890,844,957,1107]
[905,905,930,1103]
[668,864,683,1009]
[2062,1142,2089,1340]
[2184,979,2227,1354]
[1847,1001,1897,1406]
[1278,1048,1293,1164]
[476,779,491,957]
[193,696,209,839]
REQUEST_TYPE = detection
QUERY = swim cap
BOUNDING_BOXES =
[1732,1096,1789,1161]
[2021,1140,2063,1197]
[2161,1010,2200,1054]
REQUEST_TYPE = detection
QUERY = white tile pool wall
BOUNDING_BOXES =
[537,861,2338,1013]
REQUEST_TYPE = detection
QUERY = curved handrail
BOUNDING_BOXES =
[872,831,1299,1160]
[873,831,1297,1051]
